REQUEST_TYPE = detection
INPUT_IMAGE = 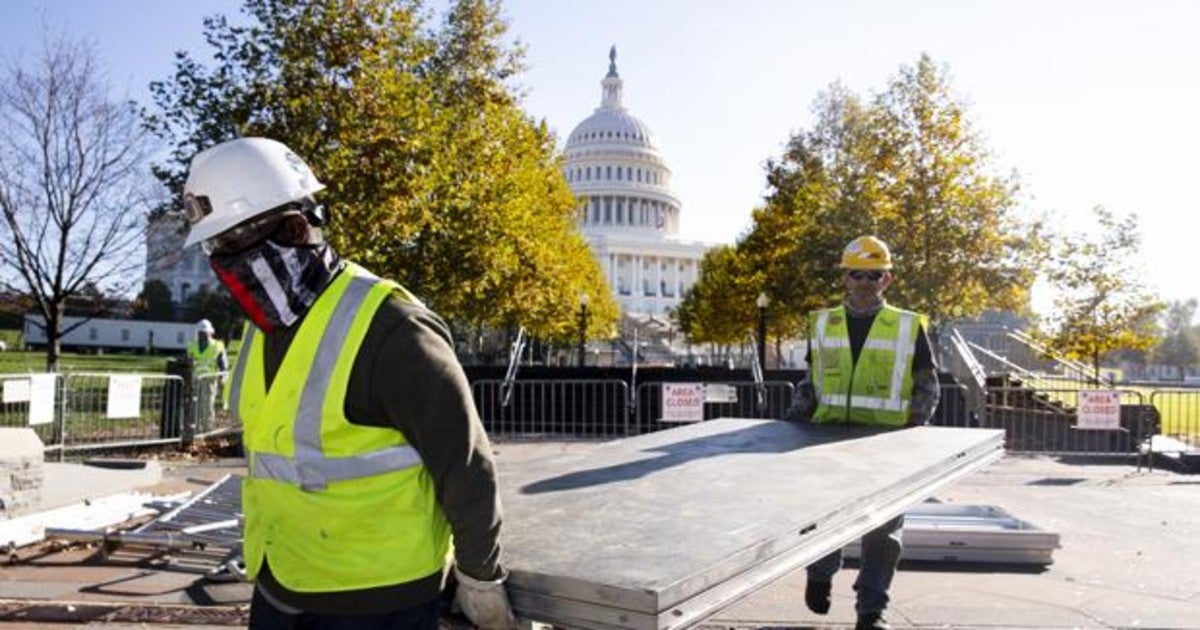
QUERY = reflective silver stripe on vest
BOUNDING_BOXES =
[812,310,830,396]
[228,326,257,426]
[820,393,908,412]
[886,312,916,410]
[249,270,422,491]
[251,446,424,486]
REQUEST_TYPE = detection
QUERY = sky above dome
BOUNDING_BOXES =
[2,0,1196,314]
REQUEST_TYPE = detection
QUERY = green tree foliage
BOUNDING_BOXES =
[184,285,244,341]
[675,246,756,345]
[1039,207,1163,381]
[132,279,176,321]
[682,56,1041,342]
[1152,299,1198,380]
[145,0,615,344]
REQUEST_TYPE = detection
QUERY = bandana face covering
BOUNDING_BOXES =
[210,240,341,332]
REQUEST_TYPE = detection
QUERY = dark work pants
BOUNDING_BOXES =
[806,514,904,615]
[249,584,442,630]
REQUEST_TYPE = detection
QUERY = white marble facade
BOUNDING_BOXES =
[563,47,708,316]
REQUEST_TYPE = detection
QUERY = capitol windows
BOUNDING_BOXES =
[616,167,622,181]
[606,166,612,179]
[586,166,592,180]
[604,197,613,224]
[626,166,632,180]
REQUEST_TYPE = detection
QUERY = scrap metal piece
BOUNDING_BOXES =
[497,418,1004,630]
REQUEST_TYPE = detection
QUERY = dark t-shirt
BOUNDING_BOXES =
[252,283,502,615]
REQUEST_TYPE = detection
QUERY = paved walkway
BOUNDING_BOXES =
[1,444,1197,628]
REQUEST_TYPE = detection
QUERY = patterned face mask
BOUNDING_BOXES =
[209,240,341,332]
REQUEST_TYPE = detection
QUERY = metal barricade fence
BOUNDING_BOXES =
[1148,390,1200,450]
[472,379,631,437]
[633,381,795,434]
[980,387,1146,455]
[56,373,186,453]
[0,373,61,446]
[931,382,974,428]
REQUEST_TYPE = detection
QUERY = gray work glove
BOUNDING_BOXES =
[454,566,519,630]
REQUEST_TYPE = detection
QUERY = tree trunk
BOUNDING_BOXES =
[45,306,62,373]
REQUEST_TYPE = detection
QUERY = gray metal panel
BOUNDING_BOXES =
[498,418,1003,629]
[845,503,1060,565]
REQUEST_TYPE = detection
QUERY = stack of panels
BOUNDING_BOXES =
[497,418,1003,630]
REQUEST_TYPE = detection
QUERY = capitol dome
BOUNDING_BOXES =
[561,47,705,318]
[562,46,681,238]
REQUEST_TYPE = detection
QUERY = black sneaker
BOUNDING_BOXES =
[804,579,831,614]
[856,611,892,630]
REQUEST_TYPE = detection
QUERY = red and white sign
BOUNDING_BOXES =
[1077,390,1121,430]
[662,383,705,423]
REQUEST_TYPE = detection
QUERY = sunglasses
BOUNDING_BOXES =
[203,210,306,256]
[846,270,885,281]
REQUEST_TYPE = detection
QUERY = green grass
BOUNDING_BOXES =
[0,350,172,374]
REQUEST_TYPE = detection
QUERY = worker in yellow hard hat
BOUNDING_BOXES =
[784,235,940,630]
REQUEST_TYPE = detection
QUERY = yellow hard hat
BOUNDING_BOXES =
[840,235,893,270]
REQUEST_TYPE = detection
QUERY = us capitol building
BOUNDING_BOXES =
[562,47,708,318]
[144,48,710,332]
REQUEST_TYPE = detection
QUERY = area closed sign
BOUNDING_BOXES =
[1077,390,1121,430]
[662,383,705,423]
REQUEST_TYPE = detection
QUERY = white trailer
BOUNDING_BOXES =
[23,315,196,353]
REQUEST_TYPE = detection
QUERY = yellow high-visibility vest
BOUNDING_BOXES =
[810,304,924,427]
[187,339,225,374]
[228,263,451,592]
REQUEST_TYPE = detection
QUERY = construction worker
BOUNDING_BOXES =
[783,235,940,630]
[188,319,228,430]
[182,137,517,630]
[187,319,228,374]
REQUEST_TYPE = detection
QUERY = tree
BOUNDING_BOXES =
[870,55,1043,328]
[132,279,176,321]
[184,284,244,341]
[685,56,1042,345]
[0,33,154,370]
[1153,299,1198,380]
[675,246,757,345]
[144,0,616,345]
[1039,207,1163,381]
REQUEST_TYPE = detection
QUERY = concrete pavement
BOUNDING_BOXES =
[1,441,1197,628]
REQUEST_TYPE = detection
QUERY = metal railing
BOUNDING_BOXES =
[980,387,1148,455]
[1148,390,1200,449]
[472,379,632,437]
[634,381,795,433]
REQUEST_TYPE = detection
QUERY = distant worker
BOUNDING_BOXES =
[784,235,940,630]
[188,318,228,430]
[182,137,516,630]
[188,319,228,374]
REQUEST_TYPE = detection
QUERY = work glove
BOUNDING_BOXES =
[453,566,519,630]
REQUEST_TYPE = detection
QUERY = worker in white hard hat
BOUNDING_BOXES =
[187,319,228,374]
[183,137,516,630]
[784,235,940,630]
[187,318,229,430]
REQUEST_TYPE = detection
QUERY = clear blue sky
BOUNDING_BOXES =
[4,0,1196,313]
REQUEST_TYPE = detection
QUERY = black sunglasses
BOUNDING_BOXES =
[846,270,885,281]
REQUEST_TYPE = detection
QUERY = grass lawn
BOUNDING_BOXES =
[0,346,241,375]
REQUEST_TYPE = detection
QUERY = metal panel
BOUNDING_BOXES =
[844,503,1060,565]
[498,418,1004,630]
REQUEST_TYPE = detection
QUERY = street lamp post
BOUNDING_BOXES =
[756,292,769,373]
[577,291,590,368]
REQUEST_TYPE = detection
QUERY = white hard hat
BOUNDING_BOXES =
[182,138,325,248]
[196,319,216,334]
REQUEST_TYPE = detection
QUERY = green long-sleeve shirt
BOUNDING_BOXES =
[254,277,503,615]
